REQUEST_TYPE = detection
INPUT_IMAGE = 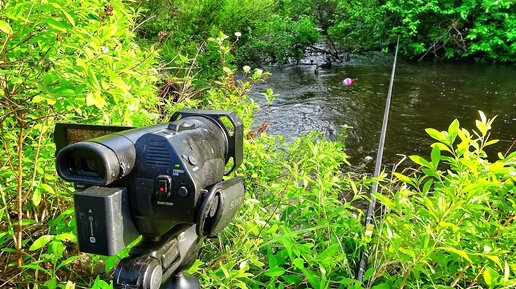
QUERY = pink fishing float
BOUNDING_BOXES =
[342,77,358,87]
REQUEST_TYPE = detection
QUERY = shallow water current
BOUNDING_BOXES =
[252,59,516,168]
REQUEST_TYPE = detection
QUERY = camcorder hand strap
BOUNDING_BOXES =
[196,177,246,237]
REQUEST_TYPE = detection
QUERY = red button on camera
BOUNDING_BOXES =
[156,175,171,199]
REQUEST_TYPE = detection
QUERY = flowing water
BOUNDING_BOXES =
[252,57,516,168]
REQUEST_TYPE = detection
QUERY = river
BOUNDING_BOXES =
[252,57,516,169]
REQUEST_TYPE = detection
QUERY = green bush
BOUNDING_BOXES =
[369,112,516,288]
[0,0,159,287]
[189,131,368,288]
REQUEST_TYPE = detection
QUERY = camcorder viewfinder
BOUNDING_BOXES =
[54,109,245,289]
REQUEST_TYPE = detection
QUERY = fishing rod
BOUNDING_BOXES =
[356,36,400,282]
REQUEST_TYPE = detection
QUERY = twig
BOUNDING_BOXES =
[22,116,48,203]
[16,118,25,267]
[131,15,156,33]
[504,139,516,157]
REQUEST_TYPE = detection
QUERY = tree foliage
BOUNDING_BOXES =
[0,0,159,286]
[136,0,515,64]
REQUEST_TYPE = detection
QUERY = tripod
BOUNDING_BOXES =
[113,224,203,289]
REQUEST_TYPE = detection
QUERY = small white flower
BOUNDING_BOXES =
[101,46,110,53]
[255,68,263,75]
[243,65,251,73]
[234,32,241,37]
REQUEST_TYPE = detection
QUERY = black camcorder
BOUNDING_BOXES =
[54,109,246,289]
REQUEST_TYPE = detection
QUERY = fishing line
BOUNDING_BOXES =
[356,36,400,282]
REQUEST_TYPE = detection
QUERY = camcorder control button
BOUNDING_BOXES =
[187,155,198,166]
[177,186,189,197]
[156,175,172,199]
[167,123,179,132]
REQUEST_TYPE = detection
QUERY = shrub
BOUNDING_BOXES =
[369,112,516,288]
[0,0,159,287]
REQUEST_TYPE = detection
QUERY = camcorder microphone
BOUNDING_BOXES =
[54,109,246,289]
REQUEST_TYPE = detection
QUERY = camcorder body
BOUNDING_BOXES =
[54,110,245,289]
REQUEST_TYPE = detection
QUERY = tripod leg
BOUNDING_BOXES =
[160,272,200,289]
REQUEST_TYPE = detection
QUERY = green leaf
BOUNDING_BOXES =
[479,111,487,123]
[484,255,503,270]
[32,96,47,103]
[44,278,57,289]
[422,179,433,194]
[292,258,304,269]
[363,267,375,281]
[47,19,68,32]
[86,92,107,109]
[40,183,55,194]
[372,284,392,289]
[432,142,451,153]
[0,20,13,34]
[29,235,54,251]
[86,67,100,90]
[264,267,286,277]
[57,255,80,270]
[430,145,441,169]
[55,233,76,242]
[437,247,472,263]
[425,128,448,144]
[393,172,411,183]
[504,261,510,282]
[105,255,119,273]
[447,119,460,143]
[319,244,340,260]
[484,267,500,288]
[21,264,51,275]
[61,9,75,26]
[409,155,431,168]
[32,187,42,207]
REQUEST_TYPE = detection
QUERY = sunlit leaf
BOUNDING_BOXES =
[425,128,448,144]
[64,281,75,289]
[393,172,411,183]
[437,246,472,263]
[264,267,285,277]
[292,258,304,269]
[40,183,55,194]
[55,233,77,242]
[431,145,441,169]
[479,111,487,123]
[0,20,13,34]
[409,155,431,168]
[447,119,459,143]
[32,187,42,207]
[484,255,503,270]
[483,267,500,288]
[29,235,54,251]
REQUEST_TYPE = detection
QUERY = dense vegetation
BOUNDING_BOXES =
[1,0,515,289]
[137,0,515,69]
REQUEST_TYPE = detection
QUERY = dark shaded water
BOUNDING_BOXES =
[252,59,516,168]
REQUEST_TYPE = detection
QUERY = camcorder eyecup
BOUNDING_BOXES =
[56,132,138,186]
[56,142,121,186]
